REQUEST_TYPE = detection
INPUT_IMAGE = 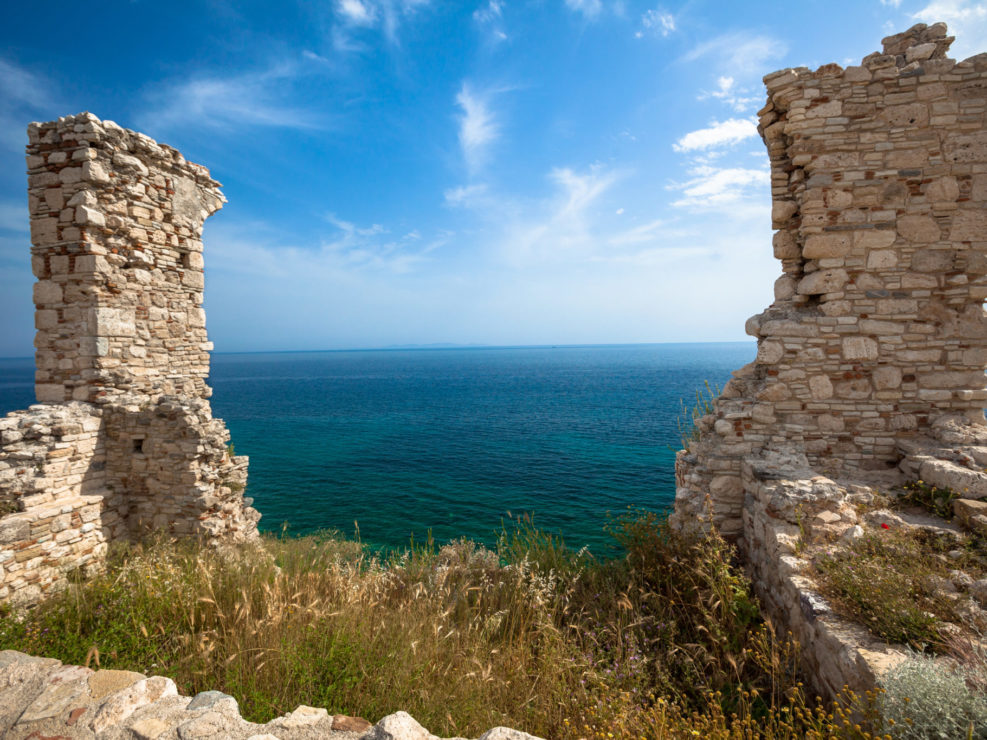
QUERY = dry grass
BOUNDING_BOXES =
[0,513,883,738]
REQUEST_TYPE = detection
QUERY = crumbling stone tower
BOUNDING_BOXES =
[0,113,260,606]
[674,24,987,695]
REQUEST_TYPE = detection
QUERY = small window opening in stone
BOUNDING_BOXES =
[181,252,191,269]
[133,438,144,454]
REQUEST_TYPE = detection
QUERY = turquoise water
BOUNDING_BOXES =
[0,343,754,554]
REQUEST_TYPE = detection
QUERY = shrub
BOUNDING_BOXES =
[814,529,961,650]
[879,653,987,739]
[899,481,960,520]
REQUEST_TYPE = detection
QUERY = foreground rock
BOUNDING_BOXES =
[0,651,543,740]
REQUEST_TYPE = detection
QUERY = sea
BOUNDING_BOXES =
[0,342,754,555]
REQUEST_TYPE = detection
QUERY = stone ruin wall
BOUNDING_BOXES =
[0,113,260,607]
[674,23,987,696]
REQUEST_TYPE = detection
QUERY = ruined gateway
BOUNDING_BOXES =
[0,19,984,734]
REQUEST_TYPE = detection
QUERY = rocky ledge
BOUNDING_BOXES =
[0,651,542,740]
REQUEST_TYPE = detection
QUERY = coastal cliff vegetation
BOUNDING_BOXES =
[0,514,920,738]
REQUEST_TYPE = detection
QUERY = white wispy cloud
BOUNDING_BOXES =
[456,84,499,173]
[334,0,432,44]
[564,0,603,19]
[444,183,490,207]
[138,61,325,133]
[683,32,787,74]
[669,165,769,210]
[698,77,758,112]
[0,58,60,152]
[881,0,902,6]
[637,8,676,37]
[673,118,758,152]
[474,0,503,23]
[338,0,376,26]
[912,1,987,59]
[473,0,508,42]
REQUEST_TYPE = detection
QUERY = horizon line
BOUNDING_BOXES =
[0,339,756,362]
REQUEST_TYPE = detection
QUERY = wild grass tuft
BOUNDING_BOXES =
[677,380,720,449]
[0,513,867,738]
[899,481,961,520]
[813,528,970,651]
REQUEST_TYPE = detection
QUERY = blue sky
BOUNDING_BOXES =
[0,0,984,355]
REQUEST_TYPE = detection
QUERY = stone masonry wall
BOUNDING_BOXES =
[674,23,987,696]
[0,113,258,607]
[27,114,221,404]
[675,23,987,538]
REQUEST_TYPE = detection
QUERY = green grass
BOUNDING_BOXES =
[0,513,879,739]
[814,528,968,651]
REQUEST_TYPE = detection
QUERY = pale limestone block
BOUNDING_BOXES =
[859,319,903,335]
[866,250,897,269]
[714,419,733,436]
[757,340,784,364]
[905,42,937,61]
[369,712,438,740]
[900,272,938,289]
[843,65,871,82]
[835,378,872,399]
[43,188,64,211]
[809,375,834,400]
[757,382,790,402]
[951,209,987,242]
[897,214,940,243]
[806,100,841,118]
[818,414,844,432]
[88,307,136,337]
[925,176,959,202]
[82,160,110,184]
[772,200,798,226]
[751,404,775,424]
[67,189,97,207]
[798,268,848,295]
[962,347,987,366]
[774,275,797,300]
[873,366,902,390]
[825,190,853,208]
[773,230,800,260]
[890,414,918,430]
[910,248,955,272]
[943,131,987,164]
[880,103,929,128]
[803,233,851,259]
[30,216,59,245]
[76,205,105,227]
[819,300,851,316]
[33,280,62,305]
[112,151,150,175]
[854,230,896,250]
[972,174,987,202]
[58,166,83,184]
[919,371,983,389]
[130,717,171,740]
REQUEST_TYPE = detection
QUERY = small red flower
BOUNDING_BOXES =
[880,523,890,530]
